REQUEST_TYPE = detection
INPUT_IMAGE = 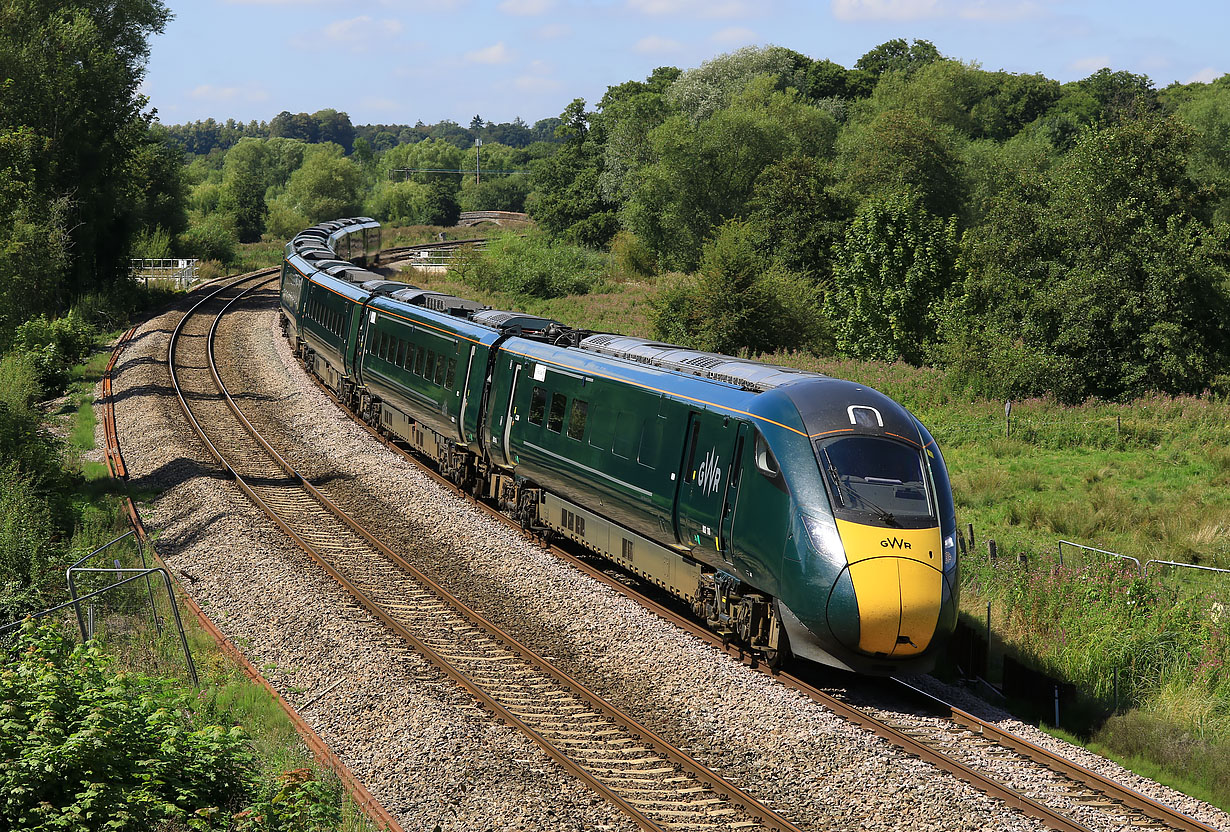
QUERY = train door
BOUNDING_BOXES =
[718,422,750,565]
[674,410,739,563]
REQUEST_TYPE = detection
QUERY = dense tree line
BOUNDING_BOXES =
[525,41,1230,402]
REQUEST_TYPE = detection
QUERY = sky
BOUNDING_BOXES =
[144,0,1229,128]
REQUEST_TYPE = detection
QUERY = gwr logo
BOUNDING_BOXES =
[881,537,912,550]
[697,447,722,496]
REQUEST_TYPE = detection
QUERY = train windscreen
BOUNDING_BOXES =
[815,436,934,526]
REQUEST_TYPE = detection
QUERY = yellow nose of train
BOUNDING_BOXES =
[834,520,944,657]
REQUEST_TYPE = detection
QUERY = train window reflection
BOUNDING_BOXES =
[547,393,566,433]
[568,400,588,440]
[816,436,932,520]
[529,386,546,425]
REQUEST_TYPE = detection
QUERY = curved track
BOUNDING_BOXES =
[168,274,806,832]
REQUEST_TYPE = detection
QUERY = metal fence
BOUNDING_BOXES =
[129,258,199,288]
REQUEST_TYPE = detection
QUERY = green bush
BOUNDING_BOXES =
[610,230,657,277]
[0,623,254,831]
[181,212,239,264]
[0,623,351,831]
[0,465,58,620]
[9,312,95,392]
[457,233,608,299]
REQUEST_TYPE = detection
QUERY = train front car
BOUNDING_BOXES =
[746,380,958,675]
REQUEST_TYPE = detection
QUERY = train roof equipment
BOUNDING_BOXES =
[578,334,820,393]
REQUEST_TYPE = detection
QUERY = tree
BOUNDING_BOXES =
[218,138,269,242]
[836,109,965,218]
[313,108,354,153]
[623,78,837,270]
[823,190,958,364]
[946,116,1230,401]
[276,144,362,225]
[665,45,811,123]
[747,154,850,278]
[421,182,461,227]
[0,0,172,326]
[526,99,619,247]
[854,39,943,79]
[380,137,464,188]
[652,220,824,355]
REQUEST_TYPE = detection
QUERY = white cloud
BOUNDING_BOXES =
[536,22,571,38]
[189,84,270,103]
[323,15,403,45]
[1186,67,1222,84]
[628,0,752,18]
[711,26,757,45]
[465,42,513,64]
[499,0,553,14]
[513,76,564,93]
[1068,55,1110,74]
[634,35,684,54]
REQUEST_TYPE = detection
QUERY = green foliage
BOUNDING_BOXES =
[459,175,530,213]
[275,145,362,227]
[609,231,656,277]
[947,116,1230,401]
[747,153,849,278]
[527,99,619,248]
[0,464,58,619]
[378,138,464,188]
[665,45,810,123]
[824,190,958,364]
[0,623,253,831]
[421,182,461,227]
[854,38,944,79]
[456,232,607,299]
[652,220,826,355]
[10,311,96,391]
[623,78,837,271]
[132,226,173,260]
[836,108,965,217]
[0,0,172,310]
[365,180,430,226]
[181,212,238,264]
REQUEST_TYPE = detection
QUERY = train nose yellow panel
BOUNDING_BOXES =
[846,557,941,656]
[835,520,943,657]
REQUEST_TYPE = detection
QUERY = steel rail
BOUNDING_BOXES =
[173,277,805,832]
[106,280,406,832]
[891,677,1220,832]
[281,284,1225,832]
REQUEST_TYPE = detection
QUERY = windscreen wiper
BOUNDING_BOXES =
[826,462,899,528]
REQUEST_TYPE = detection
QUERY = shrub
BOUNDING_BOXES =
[610,230,657,278]
[0,465,58,619]
[422,183,461,227]
[181,212,238,264]
[0,623,255,831]
[458,233,608,299]
[10,312,95,392]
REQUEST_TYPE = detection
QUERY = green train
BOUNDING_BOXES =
[280,219,959,674]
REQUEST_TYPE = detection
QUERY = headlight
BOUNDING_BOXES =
[942,533,957,571]
[801,513,842,558]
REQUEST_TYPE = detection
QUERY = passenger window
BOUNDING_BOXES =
[547,393,566,433]
[397,340,407,367]
[445,358,456,389]
[406,344,416,370]
[425,351,436,382]
[529,386,546,425]
[414,345,425,376]
[434,354,447,386]
[567,400,588,440]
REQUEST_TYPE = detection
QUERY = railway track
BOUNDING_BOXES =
[168,273,807,832]
[242,264,1223,832]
